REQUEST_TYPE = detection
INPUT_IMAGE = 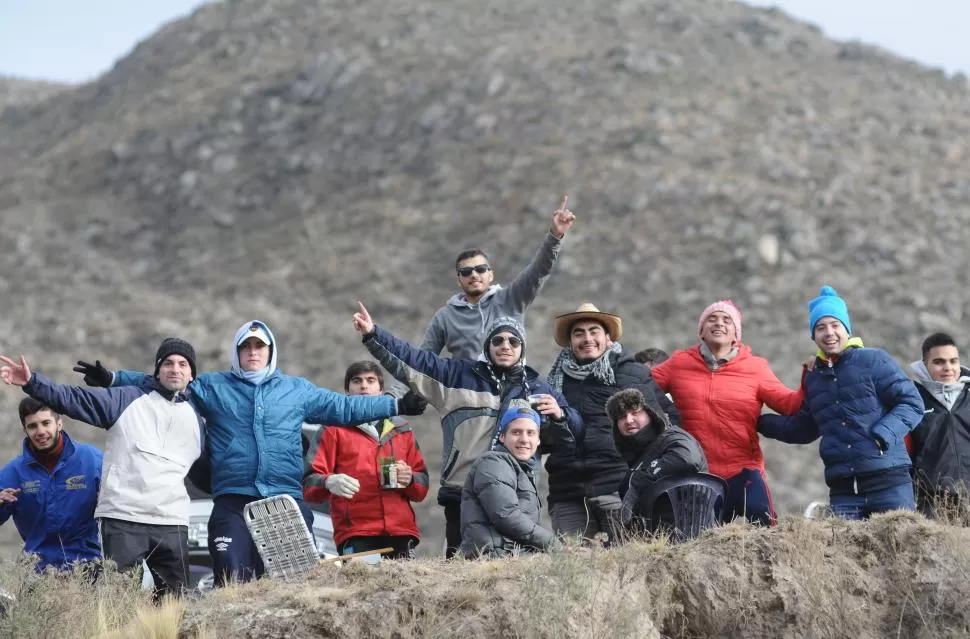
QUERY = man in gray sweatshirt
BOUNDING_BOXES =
[418,196,576,361]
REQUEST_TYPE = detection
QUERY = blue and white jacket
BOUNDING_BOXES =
[0,431,103,571]
[24,372,204,525]
[114,320,400,500]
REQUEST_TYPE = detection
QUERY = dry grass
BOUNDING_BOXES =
[3,516,970,638]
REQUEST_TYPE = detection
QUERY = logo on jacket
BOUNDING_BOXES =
[21,480,40,494]
[214,536,233,552]
[65,475,88,490]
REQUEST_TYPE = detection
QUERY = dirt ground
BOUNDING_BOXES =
[177,513,970,639]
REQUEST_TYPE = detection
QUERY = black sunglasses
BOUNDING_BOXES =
[490,335,522,348]
[457,264,491,277]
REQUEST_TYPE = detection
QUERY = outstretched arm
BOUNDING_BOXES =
[1,356,138,428]
[353,301,467,410]
[499,196,573,314]
[757,403,820,445]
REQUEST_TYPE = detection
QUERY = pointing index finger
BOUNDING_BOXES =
[559,195,568,211]
[0,355,17,368]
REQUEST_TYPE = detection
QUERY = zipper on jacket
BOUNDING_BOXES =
[442,448,460,480]
[853,476,858,495]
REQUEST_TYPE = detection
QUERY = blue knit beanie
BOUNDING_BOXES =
[498,406,541,433]
[808,285,852,337]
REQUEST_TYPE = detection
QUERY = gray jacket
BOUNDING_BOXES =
[419,232,563,360]
[460,447,556,557]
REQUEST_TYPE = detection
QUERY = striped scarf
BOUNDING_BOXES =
[547,342,623,390]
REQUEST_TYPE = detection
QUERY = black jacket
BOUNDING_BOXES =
[911,378,970,499]
[545,348,680,503]
[612,391,707,524]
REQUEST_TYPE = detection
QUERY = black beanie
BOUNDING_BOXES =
[154,338,198,379]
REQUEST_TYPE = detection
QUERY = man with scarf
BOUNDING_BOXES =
[351,302,582,557]
[908,332,970,517]
[543,303,679,543]
[72,320,426,585]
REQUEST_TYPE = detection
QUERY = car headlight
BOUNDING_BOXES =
[187,520,208,546]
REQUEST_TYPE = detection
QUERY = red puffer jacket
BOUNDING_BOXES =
[304,417,429,547]
[650,344,803,479]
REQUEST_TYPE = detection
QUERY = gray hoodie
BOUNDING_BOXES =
[910,360,970,411]
[419,232,563,361]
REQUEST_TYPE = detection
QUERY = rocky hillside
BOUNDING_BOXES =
[2,0,970,553]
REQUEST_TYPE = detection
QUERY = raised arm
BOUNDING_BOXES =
[498,196,573,314]
[353,302,467,410]
[1,356,138,429]
[472,456,555,550]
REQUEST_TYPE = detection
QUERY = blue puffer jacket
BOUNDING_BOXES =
[114,320,399,500]
[0,432,103,571]
[758,345,924,484]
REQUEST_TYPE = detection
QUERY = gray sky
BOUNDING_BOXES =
[0,0,968,83]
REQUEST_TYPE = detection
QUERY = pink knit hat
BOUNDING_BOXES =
[697,300,742,344]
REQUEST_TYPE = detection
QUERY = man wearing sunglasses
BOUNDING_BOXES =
[418,196,576,362]
[353,303,582,557]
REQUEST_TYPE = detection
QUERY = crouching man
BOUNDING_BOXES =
[460,407,557,558]
[607,388,708,534]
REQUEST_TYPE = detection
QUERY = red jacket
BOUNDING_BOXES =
[304,417,428,547]
[650,344,803,479]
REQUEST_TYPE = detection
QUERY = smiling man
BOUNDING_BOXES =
[459,407,557,557]
[76,320,424,586]
[648,300,803,526]
[607,388,706,533]
[419,196,575,362]
[0,398,102,572]
[758,286,924,520]
[909,332,970,516]
[543,303,679,543]
[352,303,581,557]
[0,338,203,596]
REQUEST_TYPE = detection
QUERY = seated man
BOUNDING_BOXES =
[607,389,707,533]
[0,398,103,572]
[460,407,556,557]
[909,332,970,517]
[304,361,429,559]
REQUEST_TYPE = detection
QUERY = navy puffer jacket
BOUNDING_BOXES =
[758,346,923,484]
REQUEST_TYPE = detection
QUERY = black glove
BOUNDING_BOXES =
[72,360,114,388]
[397,391,428,416]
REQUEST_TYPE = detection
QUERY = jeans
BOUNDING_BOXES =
[830,482,916,520]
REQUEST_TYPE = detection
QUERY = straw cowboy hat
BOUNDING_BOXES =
[553,303,623,348]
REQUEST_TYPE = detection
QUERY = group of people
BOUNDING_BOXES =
[1,198,969,596]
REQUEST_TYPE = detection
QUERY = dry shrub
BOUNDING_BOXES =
[8,517,970,638]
